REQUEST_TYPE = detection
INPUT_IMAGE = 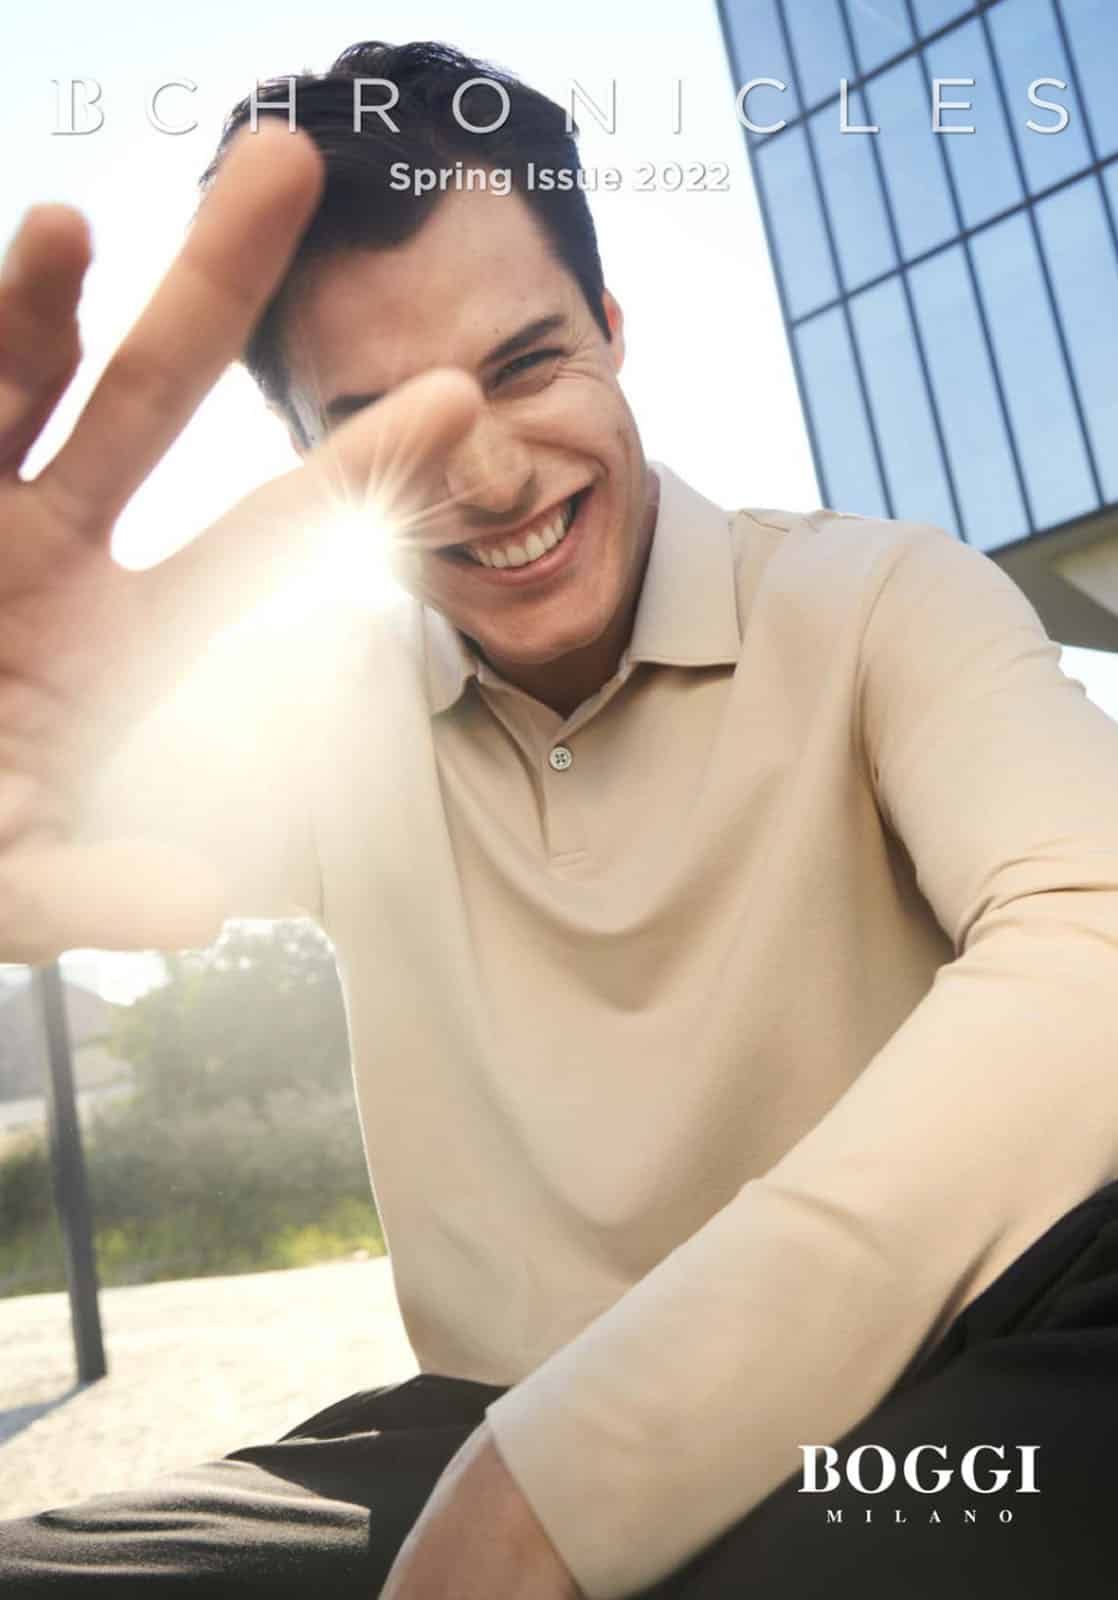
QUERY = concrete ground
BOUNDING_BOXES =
[0,1254,418,1520]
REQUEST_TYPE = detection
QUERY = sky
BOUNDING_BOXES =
[3,0,1118,1001]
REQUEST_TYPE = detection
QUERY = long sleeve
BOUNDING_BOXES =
[483,520,1118,1599]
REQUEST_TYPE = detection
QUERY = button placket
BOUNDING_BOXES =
[542,741,586,864]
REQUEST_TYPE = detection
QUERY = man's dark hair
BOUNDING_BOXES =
[200,40,611,444]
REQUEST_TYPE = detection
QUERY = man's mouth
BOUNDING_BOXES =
[441,490,586,571]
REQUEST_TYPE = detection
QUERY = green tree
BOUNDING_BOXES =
[112,921,351,1113]
[1,923,381,1295]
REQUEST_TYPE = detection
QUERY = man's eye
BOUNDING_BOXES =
[491,349,562,390]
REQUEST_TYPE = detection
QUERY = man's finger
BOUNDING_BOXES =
[0,205,89,474]
[38,123,324,536]
[138,367,482,668]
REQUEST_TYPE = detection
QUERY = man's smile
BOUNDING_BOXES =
[288,180,653,714]
[437,486,592,582]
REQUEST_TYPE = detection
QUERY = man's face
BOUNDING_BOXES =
[281,185,657,713]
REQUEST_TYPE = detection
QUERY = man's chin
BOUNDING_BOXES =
[470,630,600,673]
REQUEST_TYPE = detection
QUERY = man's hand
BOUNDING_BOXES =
[0,124,479,963]
[379,1422,582,1600]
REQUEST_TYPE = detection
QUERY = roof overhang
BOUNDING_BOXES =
[991,504,1118,653]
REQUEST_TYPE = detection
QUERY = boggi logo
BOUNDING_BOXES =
[798,1445,1041,1526]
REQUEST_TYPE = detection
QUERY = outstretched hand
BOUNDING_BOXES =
[0,123,480,961]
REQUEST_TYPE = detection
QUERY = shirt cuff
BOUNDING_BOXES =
[484,1176,936,1598]
[484,913,1118,1596]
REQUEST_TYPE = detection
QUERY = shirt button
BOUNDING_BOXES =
[548,745,573,771]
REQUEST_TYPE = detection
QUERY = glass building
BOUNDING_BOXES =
[717,0,1118,649]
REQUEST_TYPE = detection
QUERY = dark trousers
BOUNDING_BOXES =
[4,1179,1118,1597]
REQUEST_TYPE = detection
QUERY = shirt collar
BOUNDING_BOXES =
[421,462,741,716]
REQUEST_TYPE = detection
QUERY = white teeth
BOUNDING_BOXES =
[461,494,579,569]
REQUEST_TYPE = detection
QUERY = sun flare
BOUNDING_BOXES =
[251,498,406,627]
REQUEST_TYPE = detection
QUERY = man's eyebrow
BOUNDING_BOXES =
[481,313,569,368]
[319,315,570,430]
[322,390,386,428]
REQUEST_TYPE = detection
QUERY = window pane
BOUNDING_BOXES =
[1104,162,1118,238]
[926,19,1024,228]
[794,308,888,517]
[809,95,896,289]
[1034,179,1118,503]
[721,0,801,133]
[987,0,1090,194]
[971,212,1097,528]
[849,278,958,531]
[754,129,838,317]
[908,246,1028,549]
[1061,0,1118,158]
[912,0,976,35]
[846,0,914,75]
[783,0,853,109]
[864,57,957,261]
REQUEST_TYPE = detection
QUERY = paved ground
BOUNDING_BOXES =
[0,1254,418,1519]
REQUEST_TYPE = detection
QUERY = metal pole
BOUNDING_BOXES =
[33,961,107,1383]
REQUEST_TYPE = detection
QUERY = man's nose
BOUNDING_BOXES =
[443,408,537,525]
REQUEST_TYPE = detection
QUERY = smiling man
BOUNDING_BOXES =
[281,176,655,718]
[4,35,1118,1600]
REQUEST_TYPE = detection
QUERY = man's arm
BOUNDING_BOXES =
[80,618,325,926]
[0,127,481,965]
[474,522,1118,1599]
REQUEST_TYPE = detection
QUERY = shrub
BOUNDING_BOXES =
[0,1087,381,1296]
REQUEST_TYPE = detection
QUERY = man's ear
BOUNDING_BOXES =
[602,289,626,373]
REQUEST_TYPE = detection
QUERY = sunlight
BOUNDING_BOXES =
[260,500,406,625]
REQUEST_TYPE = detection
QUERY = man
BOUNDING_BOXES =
[3,37,1118,1600]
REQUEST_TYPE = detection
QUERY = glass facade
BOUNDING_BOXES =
[718,0,1118,563]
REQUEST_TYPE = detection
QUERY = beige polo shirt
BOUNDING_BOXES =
[95,463,1118,1598]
